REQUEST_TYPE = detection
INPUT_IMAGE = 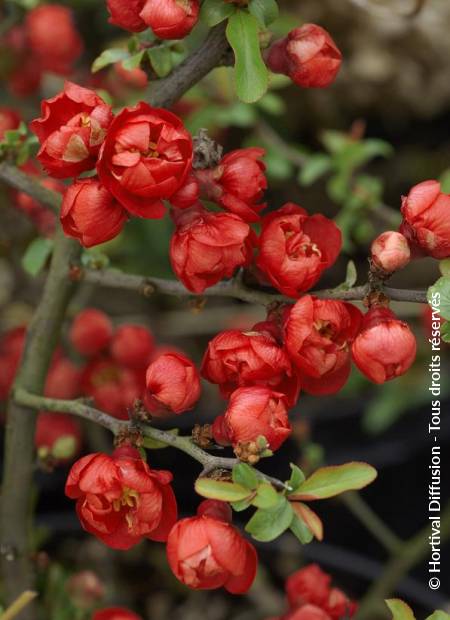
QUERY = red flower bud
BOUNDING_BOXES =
[213,386,291,452]
[201,328,300,406]
[106,0,146,32]
[26,5,83,74]
[65,448,177,549]
[35,413,82,464]
[30,82,113,179]
[144,352,201,415]
[0,107,21,140]
[69,308,113,357]
[66,570,105,609]
[400,180,450,259]
[283,606,332,620]
[286,565,331,610]
[111,324,154,369]
[256,203,342,298]
[114,62,148,90]
[170,204,254,293]
[352,307,417,383]
[166,499,257,592]
[61,178,128,248]
[195,148,267,222]
[80,357,145,420]
[266,24,342,89]
[97,102,192,218]
[283,296,362,395]
[371,231,410,272]
[170,174,200,209]
[45,357,81,400]
[94,609,142,620]
[140,0,199,39]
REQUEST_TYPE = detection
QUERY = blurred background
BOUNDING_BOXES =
[0,0,449,618]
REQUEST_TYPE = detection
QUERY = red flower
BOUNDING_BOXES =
[325,588,357,620]
[65,446,177,549]
[0,327,26,400]
[93,609,142,620]
[195,148,267,222]
[70,309,113,357]
[0,107,21,140]
[26,5,83,74]
[283,296,362,395]
[30,82,113,179]
[213,386,291,452]
[166,499,257,592]
[45,357,81,400]
[61,178,128,247]
[400,180,450,259]
[35,413,82,463]
[201,328,300,406]
[352,306,417,383]
[140,0,199,39]
[96,102,193,218]
[106,0,146,32]
[170,174,200,209]
[371,231,410,273]
[256,204,342,298]
[170,204,254,293]
[286,565,331,610]
[111,325,154,369]
[283,606,332,620]
[144,352,201,416]
[266,24,342,89]
[80,357,145,420]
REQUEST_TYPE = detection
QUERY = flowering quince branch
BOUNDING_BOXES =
[80,267,428,304]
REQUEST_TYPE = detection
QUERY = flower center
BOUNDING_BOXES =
[112,487,140,512]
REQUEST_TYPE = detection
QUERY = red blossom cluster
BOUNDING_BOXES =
[1,4,83,97]
[268,564,357,620]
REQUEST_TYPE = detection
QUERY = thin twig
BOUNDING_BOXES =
[82,268,428,305]
[0,591,38,620]
[0,162,61,214]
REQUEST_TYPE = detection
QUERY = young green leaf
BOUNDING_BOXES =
[286,463,305,492]
[292,502,323,541]
[298,154,333,186]
[441,321,450,343]
[92,48,130,73]
[226,10,269,103]
[428,276,450,321]
[290,512,314,544]
[122,50,145,71]
[231,496,254,512]
[245,496,293,541]
[426,613,450,620]
[289,462,377,500]
[147,46,173,78]
[201,0,236,26]
[22,238,54,277]
[195,478,251,502]
[248,0,279,27]
[232,463,259,490]
[385,599,416,620]
[252,483,280,509]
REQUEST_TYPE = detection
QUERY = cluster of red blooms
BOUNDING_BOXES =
[267,564,357,620]
[1,4,82,97]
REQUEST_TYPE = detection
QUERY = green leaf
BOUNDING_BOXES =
[439,258,450,277]
[22,238,54,277]
[345,260,357,288]
[142,429,178,450]
[226,10,269,103]
[147,46,173,78]
[386,599,416,620]
[292,502,323,541]
[252,483,280,509]
[439,168,450,193]
[51,436,77,460]
[232,463,258,490]
[92,48,129,73]
[245,496,293,541]
[231,497,254,512]
[286,463,305,492]
[195,478,251,502]
[290,510,314,544]
[298,154,332,186]
[289,462,378,501]
[428,276,450,321]
[122,50,145,71]
[441,321,450,343]
[201,0,236,26]
[248,0,279,26]
[426,613,450,620]
[256,92,286,116]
